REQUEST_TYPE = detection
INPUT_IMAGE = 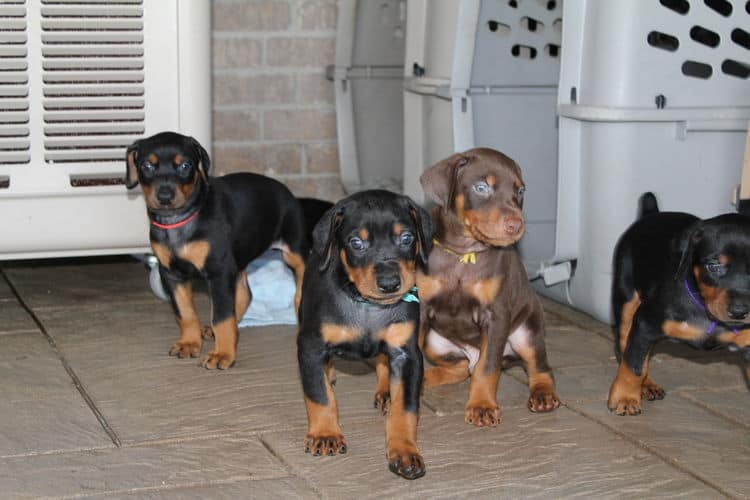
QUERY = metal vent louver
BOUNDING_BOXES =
[0,0,30,165]
[42,0,145,164]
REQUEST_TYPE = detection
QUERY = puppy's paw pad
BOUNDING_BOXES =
[201,351,235,370]
[304,434,347,456]
[388,449,425,480]
[464,405,501,427]
[373,391,390,415]
[169,341,201,358]
[528,389,561,413]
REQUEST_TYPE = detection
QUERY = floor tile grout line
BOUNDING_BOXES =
[258,433,324,499]
[564,403,738,500]
[674,392,750,430]
[0,268,122,448]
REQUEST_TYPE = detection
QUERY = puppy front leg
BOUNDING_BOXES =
[160,266,202,359]
[202,269,238,369]
[297,333,346,456]
[465,314,506,427]
[608,316,657,415]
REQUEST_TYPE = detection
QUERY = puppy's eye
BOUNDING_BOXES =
[473,181,490,195]
[706,261,727,276]
[517,186,526,199]
[399,231,414,246]
[141,162,156,175]
[349,237,365,251]
[176,162,191,176]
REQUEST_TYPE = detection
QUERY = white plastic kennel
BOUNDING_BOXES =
[0,0,211,260]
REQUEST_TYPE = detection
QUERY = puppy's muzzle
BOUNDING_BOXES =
[503,216,523,237]
[728,302,749,321]
[375,261,401,294]
[156,185,176,206]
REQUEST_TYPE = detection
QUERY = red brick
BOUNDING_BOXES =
[214,144,301,176]
[299,0,337,30]
[264,110,336,141]
[297,73,335,105]
[266,37,335,67]
[213,74,296,107]
[213,1,290,32]
[304,143,339,173]
[213,110,260,142]
[213,38,262,69]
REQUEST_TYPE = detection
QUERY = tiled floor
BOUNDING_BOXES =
[0,257,748,499]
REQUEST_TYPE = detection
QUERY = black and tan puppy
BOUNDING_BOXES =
[609,193,750,415]
[417,148,560,428]
[297,190,432,479]
[126,131,315,369]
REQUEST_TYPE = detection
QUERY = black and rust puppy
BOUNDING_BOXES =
[297,190,432,480]
[609,193,750,415]
[126,131,314,369]
[418,148,560,428]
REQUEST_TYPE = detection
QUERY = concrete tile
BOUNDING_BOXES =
[0,435,290,498]
[541,297,613,339]
[544,325,615,368]
[0,331,78,402]
[3,257,155,310]
[573,397,750,499]
[262,408,717,499]
[0,299,37,334]
[679,388,750,428]
[117,478,317,499]
[0,397,113,458]
[0,275,14,299]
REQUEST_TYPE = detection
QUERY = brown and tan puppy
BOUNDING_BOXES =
[417,148,560,427]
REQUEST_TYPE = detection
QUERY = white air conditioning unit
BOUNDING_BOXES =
[0,0,211,259]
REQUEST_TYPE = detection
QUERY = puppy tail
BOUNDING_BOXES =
[638,192,659,219]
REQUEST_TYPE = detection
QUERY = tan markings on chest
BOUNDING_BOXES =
[151,242,172,268]
[462,277,502,305]
[661,320,705,342]
[416,272,447,302]
[376,321,415,349]
[321,323,362,344]
[177,241,211,271]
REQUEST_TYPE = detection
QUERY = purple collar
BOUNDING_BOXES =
[684,279,737,335]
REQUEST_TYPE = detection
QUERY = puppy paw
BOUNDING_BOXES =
[373,391,390,415]
[464,404,501,427]
[608,397,642,416]
[528,388,561,413]
[641,379,665,401]
[304,433,347,456]
[169,340,201,358]
[201,326,215,340]
[387,445,425,480]
[201,351,235,370]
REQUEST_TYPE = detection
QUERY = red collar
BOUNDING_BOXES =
[150,210,200,230]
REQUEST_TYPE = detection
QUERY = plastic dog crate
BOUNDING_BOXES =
[0,0,211,259]
[331,0,406,193]
[402,0,563,271]
[546,0,750,322]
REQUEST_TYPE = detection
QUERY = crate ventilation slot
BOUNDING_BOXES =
[682,60,713,78]
[41,0,145,165]
[648,31,680,51]
[690,26,720,47]
[731,29,750,51]
[0,0,30,165]
[660,0,690,15]
[487,20,511,36]
[721,59,750,79]
[704,0,732,17]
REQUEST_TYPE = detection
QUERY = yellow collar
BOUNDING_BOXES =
[432,239,477,264]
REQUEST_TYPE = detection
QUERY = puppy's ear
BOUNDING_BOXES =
[189,136,211,182]
[419,153,469,208]
[125,140,140,189]
[405,197,433,268]
[313,203,344,271]
[675,222,704,280]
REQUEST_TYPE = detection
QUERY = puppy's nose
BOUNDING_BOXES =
[156,185,175,205]
[375,261,401,293]
[728,303,749,320]
[504,216,523,236]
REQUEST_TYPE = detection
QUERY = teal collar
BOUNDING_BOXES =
[351,286,419,306]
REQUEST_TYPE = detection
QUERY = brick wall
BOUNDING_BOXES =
[212,0,345,201]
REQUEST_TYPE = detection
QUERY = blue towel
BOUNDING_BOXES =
[238,250,298,327]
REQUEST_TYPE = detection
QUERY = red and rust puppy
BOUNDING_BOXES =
[609,193,750,415]
[297,190,432,479]
[418,148,560,427]
[126,131,322,369]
